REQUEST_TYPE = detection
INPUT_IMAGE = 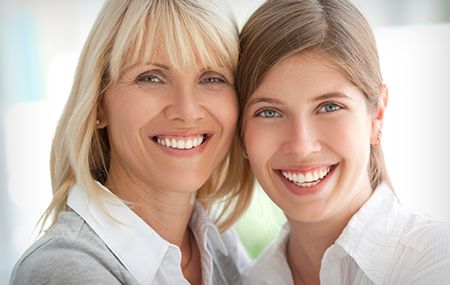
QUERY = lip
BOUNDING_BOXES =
[278,164,333,173]
[275,164,337,196]
[151,129,210,137]
[149,131,212,157]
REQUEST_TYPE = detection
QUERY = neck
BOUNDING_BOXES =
[286,184,372,284]
[105,172,196,247]
[287,216,347,282]
[104,163,202,284]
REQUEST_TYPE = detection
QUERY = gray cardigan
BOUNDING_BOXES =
[10,210,140,285]
[10,210,243,285]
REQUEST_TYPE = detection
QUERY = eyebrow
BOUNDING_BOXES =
[247,97,284,107]
[247,92,352,107]
[138,62,170,70]
[124,62,170,74]
[310,92,352,103]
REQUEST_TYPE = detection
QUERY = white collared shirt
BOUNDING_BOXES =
[67,183,249,285]
[244,183,450,285]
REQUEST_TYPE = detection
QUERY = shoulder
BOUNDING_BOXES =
[10,211,130,285]
[391,213,450,283]
[244,227,292,285]
[399,209,450,253]
[403,220,450,258]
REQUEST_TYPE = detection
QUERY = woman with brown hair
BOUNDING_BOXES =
[237,0,450,284]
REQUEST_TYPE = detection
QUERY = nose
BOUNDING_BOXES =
[165,84,205,122]
[281,118,321,158]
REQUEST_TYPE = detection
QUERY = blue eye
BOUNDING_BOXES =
[137,74,162,83]
[256,109,281,118]
[200,76,226,84]
[319,103,341,113]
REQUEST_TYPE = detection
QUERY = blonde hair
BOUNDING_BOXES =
[237,0,391,190]
[43,0,254,232]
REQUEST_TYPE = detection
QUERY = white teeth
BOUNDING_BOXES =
[157,138,166,146]
[296,173,305,184]
[282,167,332,188]
[313,172,319,180]
[185,139,193,149]
[156,135,205,150]
[177,139,185,149]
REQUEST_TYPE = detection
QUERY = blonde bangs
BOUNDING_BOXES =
[44,0,247,231]
[109,0,238,82]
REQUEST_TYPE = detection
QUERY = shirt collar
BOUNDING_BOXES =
[244,223,293,285]
[67,182,228,285]
[334,183,405,284]
[67,183,169,284]
[189,201,229,256]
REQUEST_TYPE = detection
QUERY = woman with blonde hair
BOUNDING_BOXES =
[237,0,450,284]
[10,0,253,284]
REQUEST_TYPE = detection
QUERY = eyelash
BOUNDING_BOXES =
[253,102,344,118]
[136,74,163,84]
[200,76,227,84]
[317,102,343,113]
[135,74,227,85]
[255,108,281,118]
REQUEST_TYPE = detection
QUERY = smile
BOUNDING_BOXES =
[281,165,334,187]
[154,134,206,150]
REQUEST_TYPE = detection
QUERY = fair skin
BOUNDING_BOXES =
[243,52,386,285]
[98,52,238,284]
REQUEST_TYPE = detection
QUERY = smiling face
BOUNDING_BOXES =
[243,52,381,223]
[99,52,238,195]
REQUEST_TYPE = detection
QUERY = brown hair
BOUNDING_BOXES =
[237,0,391,190]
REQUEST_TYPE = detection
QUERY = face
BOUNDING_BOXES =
[243,52,383,223]
[99,52,238,195]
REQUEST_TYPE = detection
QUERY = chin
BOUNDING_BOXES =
[282,200,333,224]
[172,178,208,193]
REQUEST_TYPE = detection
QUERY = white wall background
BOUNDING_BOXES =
[378,24,450,219]
[1,0,450,283]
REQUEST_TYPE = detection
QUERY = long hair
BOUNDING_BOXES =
[43,0,254,232]
[237,0,391,191]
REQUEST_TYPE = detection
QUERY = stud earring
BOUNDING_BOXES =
[377,129,383,143]
[242,151,248,159]
[96,119,100,126]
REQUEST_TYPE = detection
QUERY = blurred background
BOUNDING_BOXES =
[1,0,450,283]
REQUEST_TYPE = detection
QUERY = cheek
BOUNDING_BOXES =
[109,105,148,134]
[243,122,260,155]
[326,117,372,160]
[210,92,239,133]
[244,122,275,171]
[104,90,153,124]
[105,99,160,150]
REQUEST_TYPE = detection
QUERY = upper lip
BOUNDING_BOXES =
[150,130,212,138]
[276,164,337,173]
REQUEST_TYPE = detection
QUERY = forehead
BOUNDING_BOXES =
[105,0,238,83]
[113,35,234,83]
[254,52,355,98]
[128,48,227,71]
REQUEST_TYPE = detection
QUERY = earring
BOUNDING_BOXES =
[96,119,100,126]
[377,129,383,144]
[242,151,248,159]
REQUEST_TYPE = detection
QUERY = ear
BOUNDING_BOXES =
[370,84,388,145]
[96,98,108,129]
